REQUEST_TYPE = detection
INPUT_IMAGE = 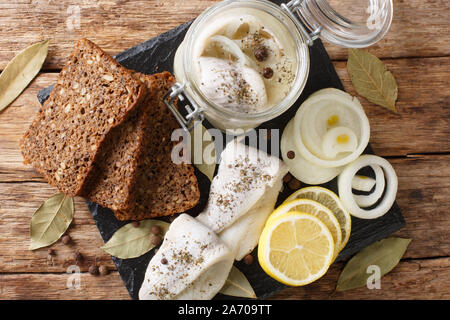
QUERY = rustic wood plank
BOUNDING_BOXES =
[0,271,130,300]
[334,57,450,156]
[0,182,116,273]
[0,0,449,70]
[0,257,448,299]
[0,155,448,273]
[271,257,450,300]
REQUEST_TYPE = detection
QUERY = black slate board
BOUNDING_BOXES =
[37,1,405,300]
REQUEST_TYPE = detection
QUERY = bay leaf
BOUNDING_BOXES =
[336,237,411,291]
[0,40,49,113]
[29,193,74,250]
[347,48,398,113]
[220,266,256,299]
[101,219,170,259]
[189,123,216,181]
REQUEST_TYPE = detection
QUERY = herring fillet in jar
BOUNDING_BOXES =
[192,9,297,114]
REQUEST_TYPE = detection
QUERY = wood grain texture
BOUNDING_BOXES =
[0,0,449,70]
[0,258,447,299]
[271,257,450,300]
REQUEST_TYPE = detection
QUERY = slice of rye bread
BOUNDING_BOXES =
[80,73,161,212]
[20,38,147,196]
[113,72,200,221]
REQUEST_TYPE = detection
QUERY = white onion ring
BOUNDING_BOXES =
[293,91,370,168]
[338,155,398,219]
[281,120,344,184]
[353,165,386,208]
[210,35,255,68]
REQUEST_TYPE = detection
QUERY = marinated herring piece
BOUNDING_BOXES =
[139,214,233,300]
[197,141,288,260]
[193,12,296,113]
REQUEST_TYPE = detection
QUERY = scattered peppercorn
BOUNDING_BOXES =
[47,249,55,256]
[283,173,293,183]
[61,234,71,245]
[287,150,295,159]
[288,178,301,190]
[131,221,140,228]
[99,265,109,276]
[151,235,162,246]
[254,46,268,61]
[262,67,274,79]
[161,258,168,265]
[243,254,254,265]
[89,265,99,276]
[151,225,161,235]
[74,251,83,263]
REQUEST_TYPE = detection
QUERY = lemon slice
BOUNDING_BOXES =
[267,199,342,259]
[258,212,334,286]
[285,187,351,251]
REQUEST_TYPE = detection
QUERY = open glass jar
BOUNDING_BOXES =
[166,0,393,132]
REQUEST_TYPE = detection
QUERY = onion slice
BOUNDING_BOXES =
[293,89,370,168]
[338,155,398,219]
[210,35,255,68]
[281,120,344,184]
[353,165,386,208]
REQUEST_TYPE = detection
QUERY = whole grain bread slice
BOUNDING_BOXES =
[113,72,200,221]
[20,38,147,196]
[80,73,160,212]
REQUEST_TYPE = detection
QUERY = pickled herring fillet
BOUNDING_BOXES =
[139,214,233,300]
[197,141,288,259]
[219,176,284,260]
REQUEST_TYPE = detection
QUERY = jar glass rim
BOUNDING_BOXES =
[182,0,310,121]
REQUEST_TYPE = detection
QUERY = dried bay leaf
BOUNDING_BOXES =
[220,266,256,299]
[102,219,170,259]
[347,48,398,113]
[29,193,74,250]
[0,40,49,113]
[336,237,411,291]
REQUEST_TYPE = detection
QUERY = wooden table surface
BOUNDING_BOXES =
[0,0,449,300]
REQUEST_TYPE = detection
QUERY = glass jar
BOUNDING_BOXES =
[166,0,393,132]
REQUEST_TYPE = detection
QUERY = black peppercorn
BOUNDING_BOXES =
[61,234,71,245]
[243,254,254,265]
[288,178,302,190]
[283,173,293,183]
[161,258,168,265]
[151,225,161,235]
[74,251,83,263]
[262,67,274,79]
[287,150,295,159]
[47,249,55,256]
[131,221,140,228]
[99,265,109,276]
[89,265,99,276]
[254,47,268,61]
[151,235,162,246]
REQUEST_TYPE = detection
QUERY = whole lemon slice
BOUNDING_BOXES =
[285,186,351,251]
[267,199,342,259]
[258,212,334,286]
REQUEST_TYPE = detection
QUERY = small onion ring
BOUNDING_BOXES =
[353,165,386,208]
[338,155,398,219]
[293,91,370,168]
[281,120,344,184]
